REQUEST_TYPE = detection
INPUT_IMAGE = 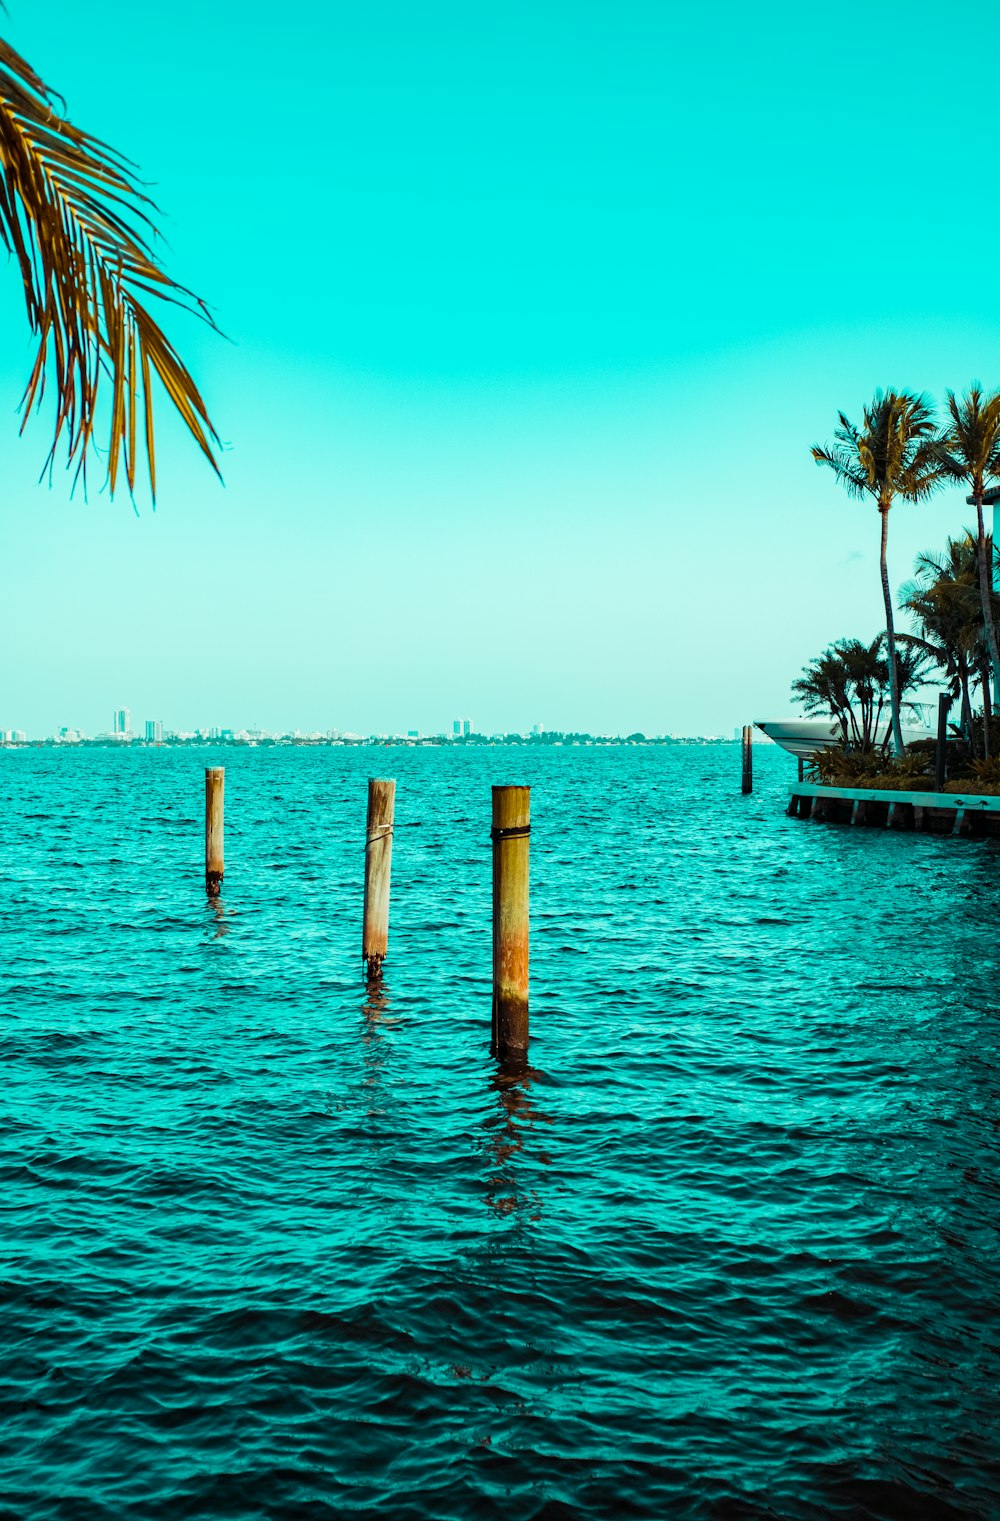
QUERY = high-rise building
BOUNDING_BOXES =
[463,718,473,737]
[145,719,163,743]
[452,719,462,737]
[113,707,131,738]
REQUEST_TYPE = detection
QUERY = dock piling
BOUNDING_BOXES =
[491,785,530,1066]
[205,767,224,896]
[363,778,395,979]
[741,725,753,794]
[935,693,950,792]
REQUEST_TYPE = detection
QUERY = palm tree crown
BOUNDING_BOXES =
[0,36,220,498]
[811,389,942,510]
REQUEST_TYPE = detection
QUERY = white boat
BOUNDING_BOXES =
[754,718,932,761]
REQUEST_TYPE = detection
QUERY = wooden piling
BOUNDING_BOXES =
[491,785,530,1064]
[935,693,950,792]
[741,725,753,794]
[205,767,224,896]
[363,778,395,978]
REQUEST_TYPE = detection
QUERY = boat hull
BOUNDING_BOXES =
[754,719,932,761]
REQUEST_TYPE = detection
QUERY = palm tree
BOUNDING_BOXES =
[0,36,219,498]
[811,391,945,754]
[900,533,1000,754]
[937,386,1000,750]
[792,646,859,744]
[835,637,889,747]
[791,634,928,751]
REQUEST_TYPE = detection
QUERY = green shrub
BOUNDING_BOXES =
[809,744,931,791]
[969,756,1000,786]
[808,747,877,784]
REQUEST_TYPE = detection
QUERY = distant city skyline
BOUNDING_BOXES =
[0,715,731,744]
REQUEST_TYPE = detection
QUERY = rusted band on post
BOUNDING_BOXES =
[490,824,531,842]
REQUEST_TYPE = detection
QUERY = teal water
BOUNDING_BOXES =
[2,744,998,1520]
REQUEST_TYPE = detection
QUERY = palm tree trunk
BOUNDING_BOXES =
[959,659,973,746]
[879,505,904,755]
[846,701,862,746]
[975,495,998,760]
[982,657,993,757]
[833,706,849,744]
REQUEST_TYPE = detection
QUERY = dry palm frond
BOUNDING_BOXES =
[0,36,220,499]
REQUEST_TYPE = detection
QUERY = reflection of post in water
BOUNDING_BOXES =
[206,894,229,938]
[359,974,401,1108]
[361,972,392,1036]
[484,1061,550,1220]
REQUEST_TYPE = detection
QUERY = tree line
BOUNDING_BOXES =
[805,387,1000,758]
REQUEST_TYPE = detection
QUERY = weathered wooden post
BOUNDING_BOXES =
[363,778,395,978]
[935,693,950,793]
[491,785,530,1064]
[205,767,224,896]
[741,725,753,794]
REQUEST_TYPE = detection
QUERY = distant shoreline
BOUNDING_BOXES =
[1,734,736,750]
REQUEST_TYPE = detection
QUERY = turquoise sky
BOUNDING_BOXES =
[2,0,999,736]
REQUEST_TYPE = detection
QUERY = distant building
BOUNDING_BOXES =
[531,723,543,735]
[113,706,131,738]
[407,729,419,739]
[452,719,462,737]
[463,718,472,737]
[145,720,163,743]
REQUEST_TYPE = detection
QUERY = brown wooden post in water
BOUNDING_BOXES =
[491,785,530,1064]
[205,767,224,896]
[935,693,950,792]
[741,725,753,794]
[363,778,395,978]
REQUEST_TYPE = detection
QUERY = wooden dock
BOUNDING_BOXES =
[788,784,1000,838]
